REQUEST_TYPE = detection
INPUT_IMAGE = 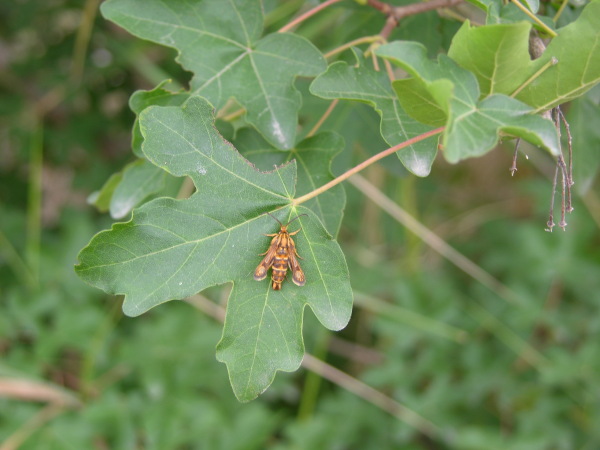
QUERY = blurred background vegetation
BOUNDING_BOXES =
[1,0,599,448]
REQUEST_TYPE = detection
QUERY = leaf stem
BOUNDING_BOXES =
[511,0,558,37]
[510,57,558,98]
[368,0,465,21]
[70,0,101,84]
[306,99,338,137]
[293,127,444,206]
[553,0,569,23]
[348,174,522,305]
[302,354,442,439]
[323,35,386,60]
[26,124,43,286]
[278,0,343,33]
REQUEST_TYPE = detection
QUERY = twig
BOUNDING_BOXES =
[302,354,442,439]
[323,36,385,60]
[368,0,464,20]
[558,108,574,190]
[278,0,343,33]
[546,164,559,232]
[0,404,65,450]
[70,0,101,83]
[510,139,521,176]
[293,127,444,206]
[306,99,338,137]
[380,15,398,41]
[348,175,522,305]
[553,0,569,23]
[511,0,558,37]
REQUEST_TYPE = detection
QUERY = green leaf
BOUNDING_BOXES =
[310,49,437,177]
[101,0,326,150]
[448,21,533,98]
[521,0,539,13]
[236,128,346,237]
[376,41,560,163]
[109,159,168,219]
[515,0,600,112]
[87,172,123,213]
[567,86,600,194]
[75,96,352,401]
[130,81,188,158]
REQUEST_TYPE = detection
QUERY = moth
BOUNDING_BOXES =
[254,212,306,290]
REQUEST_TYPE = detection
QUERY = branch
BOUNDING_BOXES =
[278,0,344,33]
[293,128,444,206]
[368,0,465,21]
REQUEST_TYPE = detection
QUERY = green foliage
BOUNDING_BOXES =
[3,0,600,447]
[310,49,438,177]
[376,41,560,162]
[76,97,352,400]
[101,0,327,149]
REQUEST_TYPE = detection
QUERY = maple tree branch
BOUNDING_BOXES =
[368,0,465,22]
[293,127,444,206]
[278,0,344,33]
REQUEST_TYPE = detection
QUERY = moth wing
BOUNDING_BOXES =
[254,238,278,281]
[288,239,305,286]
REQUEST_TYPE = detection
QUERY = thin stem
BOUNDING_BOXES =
[306,99,338,137]
[510,57,558,98]
[546,164,559,232]
[553,0,569,23]
[278,0,343,33]
[0,404,65,450]
[26,124,43,286]
[70,0,101,83]
[510,138,521,176]
[293,127,444,206]
[511,0,558,37]
[367,0,464,20]
[558,108,574,189]
[354,291,468,342]
[557,154,568,230]
[380,15,398,40]
[349,174,522,305]
[466,303,549,369]
[222,107,246,122]
[0,229,36,290]
[323,36,385,60]
[302,354,442,439]
[297,328,330,420]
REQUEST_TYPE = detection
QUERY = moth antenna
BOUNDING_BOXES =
[285,213,308,227]
[264,211,284,227]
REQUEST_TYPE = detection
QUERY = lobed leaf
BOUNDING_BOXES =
[310,49,437,177]
[75,96,352,400]
[109,159,167,220]
[101,0,326,150]
[448,21,533,98]
[236,128,346,236]
[376,41,560,163]
[514,0,600,112]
